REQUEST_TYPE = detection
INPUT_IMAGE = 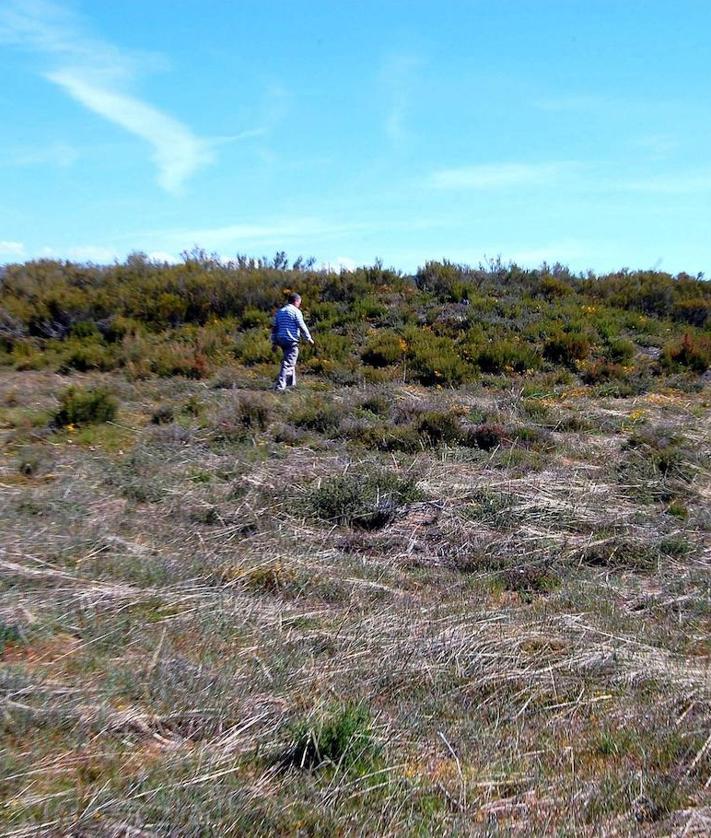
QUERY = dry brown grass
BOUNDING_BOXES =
[1,370,709,835]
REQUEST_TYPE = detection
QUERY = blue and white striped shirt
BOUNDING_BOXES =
[271,303,313,344]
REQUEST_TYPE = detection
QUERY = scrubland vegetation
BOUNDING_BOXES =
[0,252,709,835]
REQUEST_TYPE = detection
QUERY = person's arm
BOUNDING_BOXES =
[271,312,279,345]
[297,309,314,344]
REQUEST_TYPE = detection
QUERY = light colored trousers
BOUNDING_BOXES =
[275,341,299,390]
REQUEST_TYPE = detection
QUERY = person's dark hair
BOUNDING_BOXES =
[288,292,301,305]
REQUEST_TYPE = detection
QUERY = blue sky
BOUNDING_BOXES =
[1,0,710,274]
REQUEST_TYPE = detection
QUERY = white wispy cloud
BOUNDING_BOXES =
[66,244,118,263]
[0,241,25,256]
[159,218,367,250]
[617,172,711,195]
[0,0,211,192]
[380,53,422,145]
[429,162,578,190]
[507,240,585,266]
[2,141,79,168]
[48,69,212,192]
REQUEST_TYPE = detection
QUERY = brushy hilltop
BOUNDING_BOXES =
[0,251,709,386]
[0,253,709,835]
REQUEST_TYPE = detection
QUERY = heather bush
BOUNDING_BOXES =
[58,339,115,373]
[404,331,470,386]
[352,294,388,321]
[463,422,508,450]
[414,409,463,445]
[350,423,423,453]
[233,392,272,432]
[661,333,711,373]
[212,392,272,441]
[521,397,550,421]
[513,424,554,450]
[672,298,709,327]
[151,404,176,425]
[357,389,391,418]
[53,385,118,427]
[289,396,342,435]
[618,425,697,500]
[240,307,270,329]
[473,340,541,374]
[537,275,572,300]
[232,328,274,366]
[415,260,465,299]
[361,330,405,368]
[145,341,209,379]
[604,337,636,364]
[580,361,627,385]
[543,332,591,368]
[577,538,657,572]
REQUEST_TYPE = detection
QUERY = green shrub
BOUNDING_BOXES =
[349,423,424,453]
[474,340,541,374]
[358,390,391,418]
[502,563,561,596]
[240,307,270,329]
[577,538,657,572]
[581,361,627,385]
[361,331,405,368]
[405,332,470,386]
[213,393,272,441]
[289,396,342,435]
[513,424,554,450]
[181,395,204,417]
[232,328,274,366]
[58,341,114,373]
[69,320,102,339]
[235,392,271,431]
[151,404,175,425]
[272,422,308,446]
[672,298,709,327]
[463,422,508,450]
[11,341,50,370]
[16,446,47,477]
[308,333,352,363]
[415,260,465,299]
[661,333,711,373]
[147,343,209,379]
[537,276,572,299]
[352,294,387,321]
[303,469,422,529]
[618,426,697,502]
[605,337,635,364]
[521,398,550,420]
[543,332,591,368]
[53,386,118,427]
[281,704,378,771]
[414,409,463,445]
[0,621,24,652]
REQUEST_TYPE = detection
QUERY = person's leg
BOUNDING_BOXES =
[284,343,299,388]
[275,342,290,390]
[286,344,299,387]
[275,342,298,391]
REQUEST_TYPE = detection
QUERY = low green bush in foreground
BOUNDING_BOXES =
[52,385,118,427]
[303,469,423,529]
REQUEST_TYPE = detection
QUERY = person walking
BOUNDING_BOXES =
[271,292,314,390]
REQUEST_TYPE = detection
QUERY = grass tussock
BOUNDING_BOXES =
[302,468,423,529]
[52,384,117,427]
